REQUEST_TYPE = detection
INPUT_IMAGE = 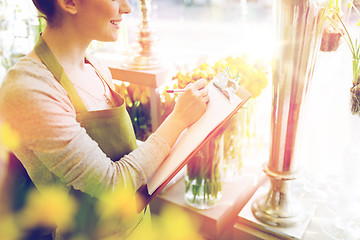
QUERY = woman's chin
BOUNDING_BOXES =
[96,34,119,43]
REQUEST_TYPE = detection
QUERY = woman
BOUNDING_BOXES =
[0,0,209,239]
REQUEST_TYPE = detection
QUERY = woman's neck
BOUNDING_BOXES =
[41,25,91,71]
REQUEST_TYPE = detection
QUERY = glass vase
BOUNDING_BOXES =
[184,133,223,209]
[221,110,246,182]
[252,0,328,227]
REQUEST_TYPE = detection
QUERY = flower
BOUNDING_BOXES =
[0,122,20,151]
[114,81,152,141]
[19,186,77,231]
[168,56,268,98]
[0,214,22,240]
[154,206,202,240]
[96,187,140,221]
[131,206,202,240]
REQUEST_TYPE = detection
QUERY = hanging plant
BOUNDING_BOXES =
[321,0,344,52]
[327,1,360,114]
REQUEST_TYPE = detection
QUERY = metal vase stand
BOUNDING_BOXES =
[123,0,162,70]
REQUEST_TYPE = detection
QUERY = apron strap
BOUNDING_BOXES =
[85,57,116,92]
[85,57,125,107]
[34,35,88,113]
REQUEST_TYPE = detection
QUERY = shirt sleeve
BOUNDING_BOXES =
[0,59,171,197]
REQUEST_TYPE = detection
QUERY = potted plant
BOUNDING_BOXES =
[328,1,360,114]
[321,0,344,51]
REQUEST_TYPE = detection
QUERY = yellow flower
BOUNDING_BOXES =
[156,206,202,240]
[127,205,202,240]
[173,71,191,89]
[96,187,140,221]
[0,123,20,151]
[128,218,159,240]
[132,86,141,101]
[19,186,77,231]
[0,215,22,240]
[213,59,227,73]
[138,87,150,105]
[140,92,149,105]
[178,72,192,88]
[242,70,267,98]
[125,95,133,108]
[167,56,268,103]
[198,62,210,71]
[191,68,203,81]
[204,68,215,81]
[115,82,128,98]
[226,56,251,77]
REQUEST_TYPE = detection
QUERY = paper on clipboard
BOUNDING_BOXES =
[147,81,251,195]
[147,83,243,195]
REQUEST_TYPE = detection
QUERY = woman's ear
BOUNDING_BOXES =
[56,0,79,15]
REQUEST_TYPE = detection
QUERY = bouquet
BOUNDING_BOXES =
[163,56,268,207]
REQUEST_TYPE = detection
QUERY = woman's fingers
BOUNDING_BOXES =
[202,93,210,103]
[189,78,207,90]
[197,88,209,103]
[193,78,207,89]
[195,79,209,103]
[171,78,210,128]
[186,78,207,91]
[185,78,209,100]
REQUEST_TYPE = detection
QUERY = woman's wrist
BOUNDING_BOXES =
[167,112,188,132]
[154,112,187,148]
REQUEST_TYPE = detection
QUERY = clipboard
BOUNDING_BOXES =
[136,80,251,213]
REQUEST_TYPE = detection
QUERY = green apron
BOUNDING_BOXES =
[34,36,150,239]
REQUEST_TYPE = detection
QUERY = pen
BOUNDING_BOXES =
[166,89,186,93]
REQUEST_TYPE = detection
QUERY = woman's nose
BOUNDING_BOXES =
[120,0,132,15]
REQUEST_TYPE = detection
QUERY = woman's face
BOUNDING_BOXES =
[74,0,132,42]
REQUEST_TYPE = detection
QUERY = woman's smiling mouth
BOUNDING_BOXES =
[110,20,122,28]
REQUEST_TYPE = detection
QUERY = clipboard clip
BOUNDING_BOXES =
[212,67,239,102]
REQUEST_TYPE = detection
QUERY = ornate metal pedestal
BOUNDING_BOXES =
[251,165,304,228]
[238,184,317,240]
[123,0,161,70]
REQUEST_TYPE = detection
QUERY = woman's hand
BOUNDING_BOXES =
[155,79,209,148]
[171,78,209,130]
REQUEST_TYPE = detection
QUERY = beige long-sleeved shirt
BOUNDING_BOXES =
[0,57,170,197]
